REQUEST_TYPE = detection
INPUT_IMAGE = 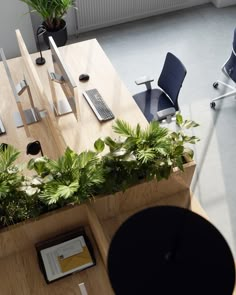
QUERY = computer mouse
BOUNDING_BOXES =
[79,73,90,82]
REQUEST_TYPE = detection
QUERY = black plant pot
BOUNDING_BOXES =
[42,19,68,48]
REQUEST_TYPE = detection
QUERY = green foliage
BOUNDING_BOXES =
[0,114,199,228]
[0,145,42,227]
[28,148,104,207]
[97,115,199,194]
[0,145,22,199]
[19,0,76,30]
[94,138,105,153]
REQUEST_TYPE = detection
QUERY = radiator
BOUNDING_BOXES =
[76,0,209,32]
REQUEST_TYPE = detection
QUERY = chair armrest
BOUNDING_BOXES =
[135,76,154,90]
[156,107,176,122]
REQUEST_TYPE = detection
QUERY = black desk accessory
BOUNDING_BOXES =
[0,118,6,135]
[0,143,8,151]
[35,25,46,66]
[79,73,90,82]
[36,227,96,283]
[26,140,43,156]
[108,206,236,295]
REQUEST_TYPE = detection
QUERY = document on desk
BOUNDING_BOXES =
[40,236,94,282]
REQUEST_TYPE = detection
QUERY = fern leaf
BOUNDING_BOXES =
[113,119,134,137]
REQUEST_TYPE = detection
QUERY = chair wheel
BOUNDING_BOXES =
[210,102,216,109]
[213,82,219,89]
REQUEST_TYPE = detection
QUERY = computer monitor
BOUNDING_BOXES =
[48,36,79,119]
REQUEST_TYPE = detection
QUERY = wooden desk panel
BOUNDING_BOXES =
[0,229,113,295]
[100,190,206,244]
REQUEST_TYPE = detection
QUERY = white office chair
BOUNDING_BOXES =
[210,28,236,108]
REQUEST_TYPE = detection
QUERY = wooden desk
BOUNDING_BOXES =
[0,39,148,294]
[0,39,233,294]
[0,39,148,160]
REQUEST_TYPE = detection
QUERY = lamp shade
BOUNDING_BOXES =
[108,206,235,295]
[26,140,43,156]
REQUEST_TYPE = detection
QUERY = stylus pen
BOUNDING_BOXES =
[78,282,88,295]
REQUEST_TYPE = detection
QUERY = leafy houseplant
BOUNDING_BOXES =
[95,114,199,195]
[27,148,105,207]
[19,0,76,46]
[0,115,199,228]
[0,145,42,227]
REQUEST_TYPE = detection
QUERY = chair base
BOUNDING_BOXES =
[210,80,236,108]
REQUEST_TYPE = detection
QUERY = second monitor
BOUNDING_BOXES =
[48,36,79,119]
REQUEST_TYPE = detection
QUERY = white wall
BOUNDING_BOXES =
[76,0,210,33]
[30,0,210,36]
[211,0,236,7]
[29,0,235,38]
[0,0,36,59]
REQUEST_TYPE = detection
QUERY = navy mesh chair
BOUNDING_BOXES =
[133,52,187,122]
[211,28,236,108]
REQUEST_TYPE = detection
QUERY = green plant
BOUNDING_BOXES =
[0,145,41,226]
[95,114,199,194]
[0,115,199,227]
[27,147,105,206]
[19,0,76,30]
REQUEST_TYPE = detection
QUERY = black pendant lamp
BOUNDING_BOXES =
[108,206,235,295]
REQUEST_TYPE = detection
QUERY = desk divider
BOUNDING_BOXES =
[0,48,31,137]
[15,29,67,156]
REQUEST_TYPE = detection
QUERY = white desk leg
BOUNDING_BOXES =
[78,282,88,295]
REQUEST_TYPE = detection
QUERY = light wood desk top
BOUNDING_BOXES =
[0,38,148,160]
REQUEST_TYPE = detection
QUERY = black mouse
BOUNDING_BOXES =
[79,73,90,82]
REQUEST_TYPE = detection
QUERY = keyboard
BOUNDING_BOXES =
[83,89,115,122]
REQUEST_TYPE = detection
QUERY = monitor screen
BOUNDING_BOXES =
[48,37,78,118]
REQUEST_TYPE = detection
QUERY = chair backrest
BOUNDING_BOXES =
[224,28,236,82]
[224,52,236,82]
[158,52,187,110]
[232,27,236,52]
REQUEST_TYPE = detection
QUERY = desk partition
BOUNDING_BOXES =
[15,29,66,156]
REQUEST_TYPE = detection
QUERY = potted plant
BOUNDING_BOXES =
[0,114,199,228]
[19,0,76,47]
[25,114,199,211]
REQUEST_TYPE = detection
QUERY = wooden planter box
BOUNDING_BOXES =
[0,161,195,257]
[0,161,197,295]
[92,161,196,220]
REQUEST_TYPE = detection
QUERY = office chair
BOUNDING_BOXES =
[133,52,187,122]
[210,28,236,109]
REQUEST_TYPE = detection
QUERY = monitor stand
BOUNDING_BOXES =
[13,79,42,128]
[48,71,75,117]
